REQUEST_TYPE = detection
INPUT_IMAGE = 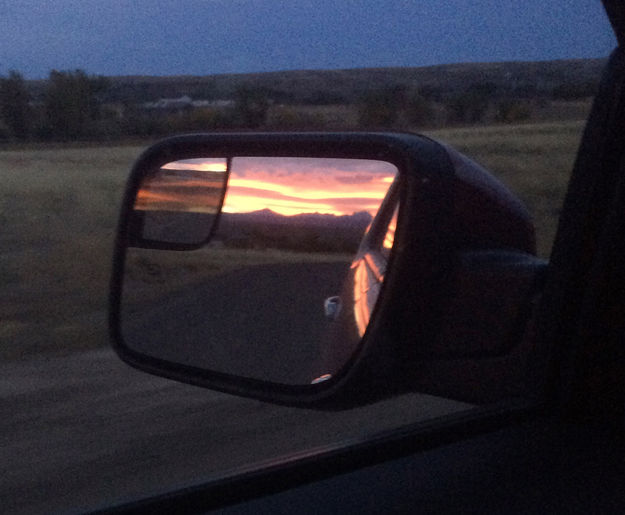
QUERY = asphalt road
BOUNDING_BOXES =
[122,261,359,384]
[0,348,471,514]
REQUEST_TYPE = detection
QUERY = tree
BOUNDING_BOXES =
[405,90,434,127]
[44,69,110,139]
[0,71,30,139]
[234,84,270,128]
[358,85,407,128]
[552,80,598,100]
[448,82,496,124]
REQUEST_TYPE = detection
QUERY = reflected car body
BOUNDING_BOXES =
[351,177,399,337]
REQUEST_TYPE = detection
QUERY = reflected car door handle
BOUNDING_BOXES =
[324,296,342,320]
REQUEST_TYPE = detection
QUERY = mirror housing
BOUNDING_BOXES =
[110,132,541,408]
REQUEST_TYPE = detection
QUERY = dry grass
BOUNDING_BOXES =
[0,145,143,358]
[426,120,585,256]
[0,120,585,357]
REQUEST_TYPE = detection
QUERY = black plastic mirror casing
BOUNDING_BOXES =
[110,132,536,409]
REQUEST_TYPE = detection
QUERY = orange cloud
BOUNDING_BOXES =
[135,156,397,217]
[224,157,396,216]
[135,158,227,213]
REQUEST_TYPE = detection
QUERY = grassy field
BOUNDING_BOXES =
[0,119,585,358]
[0,145,142,358]
[426,120,584,257]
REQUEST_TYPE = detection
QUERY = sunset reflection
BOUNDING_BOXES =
[135,156,397,218]
[383,205,399,251]
[225,157,396,216]
[352,252,386,337]
[353,258,370,337]
[162,159,228,173]
[135,158,227,213]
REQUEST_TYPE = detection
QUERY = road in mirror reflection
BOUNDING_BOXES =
[121,157,397,385]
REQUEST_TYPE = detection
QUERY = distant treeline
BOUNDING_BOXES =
[215,212,370,254]
[220,224,362,254]
[0,59,604,142]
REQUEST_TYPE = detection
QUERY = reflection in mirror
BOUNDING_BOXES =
[121,157,398,385]
[129,158,228,245]
[352,197,399,337]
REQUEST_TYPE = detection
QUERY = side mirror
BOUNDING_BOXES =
[110,133,543,407]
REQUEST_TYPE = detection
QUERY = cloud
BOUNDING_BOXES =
[224,157,396,215]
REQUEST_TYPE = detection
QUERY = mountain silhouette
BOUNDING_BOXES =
[220,208,372,229]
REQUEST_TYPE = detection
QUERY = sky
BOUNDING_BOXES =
[225,157,396,215]
[0,0,616,79]
[139,157,396,216]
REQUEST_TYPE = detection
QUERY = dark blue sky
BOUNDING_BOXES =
[0,0,616,79]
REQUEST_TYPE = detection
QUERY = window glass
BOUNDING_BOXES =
[0,1,615,513]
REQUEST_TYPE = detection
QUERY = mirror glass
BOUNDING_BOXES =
[129,158,228,246]
[120,156,398,385]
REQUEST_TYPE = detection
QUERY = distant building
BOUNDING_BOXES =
[191,99,234,109]
[142,96,234,113]
[143,95,193,112]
